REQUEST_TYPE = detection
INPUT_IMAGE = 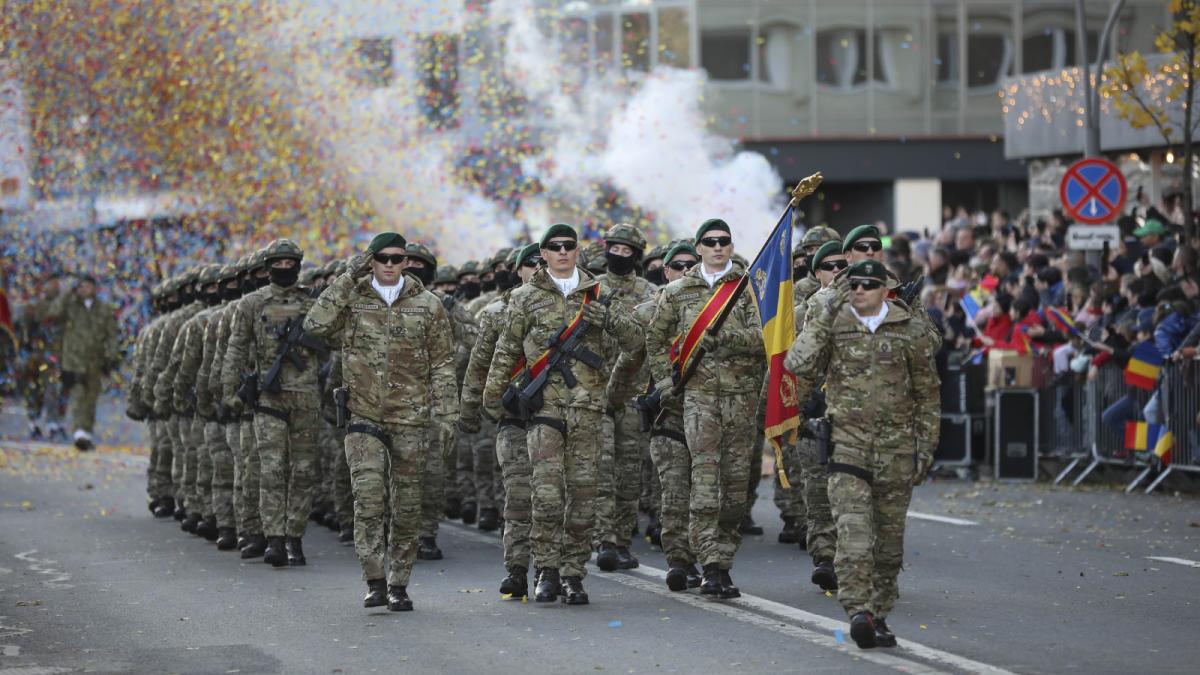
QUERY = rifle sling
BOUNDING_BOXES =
[650,428,686,445]
[254,405,290,423]
[828,462,872,486]
[497,417,527,430]
[530,416,567,439]
[347,422,393,452]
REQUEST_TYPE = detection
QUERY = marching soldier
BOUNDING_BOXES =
[221,239,324,568]
[594,224,657,572]
[645,219,764,599]
[785,259,939,649]
[303,232,459,612]
[126,281,167,512]
[482,224,641,605]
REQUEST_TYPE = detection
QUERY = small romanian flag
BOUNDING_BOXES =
[1124,341,1163,391]
[1124,421,1174,466]
[1044,306,1081,338]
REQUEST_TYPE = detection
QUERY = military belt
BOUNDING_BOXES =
[828,462,873,486]
[254,405,290,423]
[497,417,527,431]
[650,428,687,445]
[347,422,393,452]
[530,416,567,439]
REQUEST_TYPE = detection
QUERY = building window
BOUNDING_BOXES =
[966,11,1013,89]
[817,28,878,90]
[1022,28,1060,73]
[594,12,616,76]
[622,12,652,72]
[658,6,691,68]
[701,28,753,81]
[356,38,393,88]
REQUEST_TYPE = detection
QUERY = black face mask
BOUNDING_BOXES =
[495,270,517,291]
[222,285,242,301]
[255,272,271,289]
[180,288,195,304]
[644,267,666,286]
[459,280,481,300]
[605,252,638,276]
[793,264,808,282]
[204,290,222,306]
[412,266,436,286]
[269,266,300,287]
[481,278,497,293]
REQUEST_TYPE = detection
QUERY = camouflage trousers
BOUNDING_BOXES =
[194,417,213,518]
[65,369,101,434]
[496,419,531,572]
[798,435,836,562]
[773,437,807,523]
[147,420,174,500]
[238,417,262,535]
[827,446,914,621]
[527,405,602,579]
[168,415,194,509]
[596,407,644,547]
[345,415,427,587]
[224,421,245,531]
[419,425,447,539]
[647,411,693,565]
[640,444,659,519]
[455,424,497,510]
[185,417,205,515]
[253,391,319,539]
[683,390,756,569]
[315,420,339,510]
[204,421,236,529]
[332,427,353,530]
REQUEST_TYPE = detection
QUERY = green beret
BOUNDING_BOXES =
[695,218,731,244]
[368,232,407,254]
[515,242,540,268]
[812,241,843,269]
[842,224,881,253]
[664,242,697,264]
[540,223,577,247]
[847,259,887,282]
[644,244,666,262]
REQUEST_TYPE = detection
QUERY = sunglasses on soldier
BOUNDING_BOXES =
[521,257,543,268]
[848,278,883,291]
[818,260,848,272]
[373,253,406,265]
[851,240,883,253]
[543,240,578,253]
[699,236,732,248]
[667,260,695,271]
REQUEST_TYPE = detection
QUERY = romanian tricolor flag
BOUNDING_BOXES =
[747,206,801,488]
[1124,341,1163,391]
[1043,306,1081,338]
[1124,421,1174,466]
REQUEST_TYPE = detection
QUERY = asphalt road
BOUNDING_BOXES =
[1,400,1198,674]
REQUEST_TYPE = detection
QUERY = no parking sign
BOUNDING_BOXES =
[1059,157,1126,225]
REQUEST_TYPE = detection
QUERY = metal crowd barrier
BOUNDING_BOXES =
[1126,359,1200,493]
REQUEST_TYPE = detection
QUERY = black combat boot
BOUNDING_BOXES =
[387,585,413,611]
[197,516,219,541]
[615,546,639,570]
[811,559,838,591]
[778,517,799,544]
[308,507,326,524]
[216,528,238,551]
[796,523,808,551]
[181,512,201,534]
[561,576,588,605]
[460,502,477,525]
[240,533,266,559]
[719,569,741,599]
[263,536,288,567]
[850,611,877,649]
[286,537,306,566]
[322,512,340,531]
[533,567,560,603]
[173,503,187,521]
[499,566,528,598]
[595,542,618,572]
[416,536,443,560]
[339,525,354,545]
[699,563,723,597]
[153,496,175,518]
[363,579,387,608]
[443,496,462,520]
[685,563,702,589]
[738,514,763,535]
[874,618,897,648]
[665,560,689,592]
[646,515,662,549]
[477,507,500,532]
[148,497,160,514]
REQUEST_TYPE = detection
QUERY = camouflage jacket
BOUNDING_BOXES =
[807,271,942,348]
[303,272,458,426]
[482,266,640,417]
[606,290,684,418]
[127,314,166,416]
[465,290,497,318]
[146,302,205,413]
[783,299,940,455]
[161,305,221,415]
[45,293,119,374]
[645,261,765,395]
[597,270,658,398]
[432,290,479,384]
[793,275,820,306]
[194,303,233,419]
[207,295,253,417]
[221,284,320,403]
[459,290,511,422]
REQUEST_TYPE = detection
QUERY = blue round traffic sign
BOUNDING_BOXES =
[1060,157,1126,225]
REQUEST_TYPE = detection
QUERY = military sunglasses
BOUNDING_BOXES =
[817,259,848,272]
[667,260,696,271]
[851,240,883,253]
[699,236,732,248]
[373,253,407,265]
[521,257,544,268]
[848,278,884,291]
[542,240,578,253]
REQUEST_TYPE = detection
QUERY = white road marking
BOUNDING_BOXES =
[2,645,20,656]
[13,551,73,590]
[443,523,1016,675]
[907,512,979,527]
[1145,556,1200,569]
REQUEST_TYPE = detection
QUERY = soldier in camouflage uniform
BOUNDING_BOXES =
[304,232,459,612]
[133,277,184,517]
[44,275,120,451]
[646,219,764,599]
[593,224,657,572]
[451,260,493,525]
[161,264,225,541]
[609,242,703,591]
[483,224,641,606]
[314,261,355,544]
[221,239,323,568]
[126,281,166,511]
[460,242,539,597]
[785,259,939,650]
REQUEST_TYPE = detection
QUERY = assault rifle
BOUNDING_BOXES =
[260,317,325,395]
